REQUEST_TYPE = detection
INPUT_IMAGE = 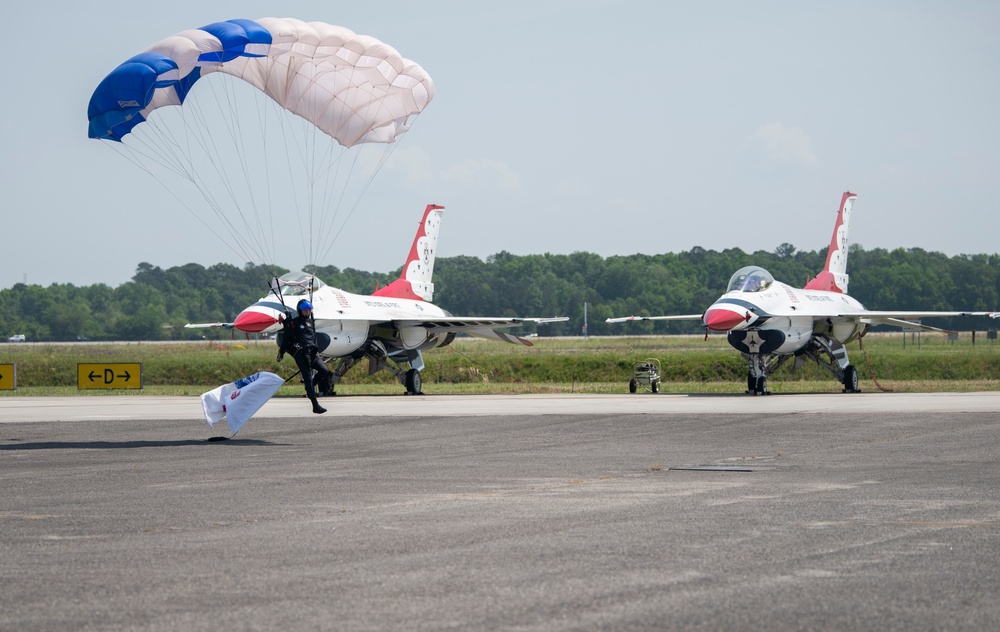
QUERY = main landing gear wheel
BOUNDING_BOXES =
[629,378,637,394]
[843,364,860,393]
[405,369,423,395]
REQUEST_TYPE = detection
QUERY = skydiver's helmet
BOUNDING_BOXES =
[297,299,313,315]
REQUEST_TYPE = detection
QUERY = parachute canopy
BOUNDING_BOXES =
[86,18,434,269]
[88,17,434,147]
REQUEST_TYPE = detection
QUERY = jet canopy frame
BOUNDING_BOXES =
[276,272,325,297]
[727,266,774,293]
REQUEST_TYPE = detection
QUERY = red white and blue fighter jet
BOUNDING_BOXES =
[191,204,565,395]
[607,192,997,394]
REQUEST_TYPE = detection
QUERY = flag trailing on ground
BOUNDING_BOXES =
[201,372,285,435]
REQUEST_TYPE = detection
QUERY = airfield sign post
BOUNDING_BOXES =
[77,363,143,390]
[902,322,921,350]
[0,363,16,391]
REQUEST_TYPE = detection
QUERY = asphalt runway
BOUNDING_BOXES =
[2,392,999,631]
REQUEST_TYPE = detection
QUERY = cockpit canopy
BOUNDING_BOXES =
[727,266,774,293]
[278,271,325,296]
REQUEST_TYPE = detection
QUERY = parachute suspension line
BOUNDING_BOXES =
[184,84,247,238]
[312,130,356,250]
[133,124,185,175]
[197,77,275,265]
[181,91,271,267]
[305,114,321,267]
[316,147,366,264]
[255,79,279,267]
[168,87,256,255]
[316,143,362,263]
[215,76,268,262]
[310,119,341,266]
[276,104,315,268]
[228,75,280,267]
[117,116,191,180]
[304,110,342,267]
[320,140,362,263]
[182,76,277,266]
[316,138,405,265]
[271,98,350,269]
[122,129,256,263]
[314,134,344,264]
[103,141,260,266]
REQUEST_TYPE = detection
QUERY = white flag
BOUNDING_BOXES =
[201,371,286,435]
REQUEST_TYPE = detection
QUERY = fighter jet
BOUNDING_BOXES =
[606,192,997,394]
[196,204,566,395]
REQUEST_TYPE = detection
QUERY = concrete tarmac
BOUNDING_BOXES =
[2,392,999,630]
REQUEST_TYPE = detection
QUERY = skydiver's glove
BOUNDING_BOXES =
[277,351,284,362]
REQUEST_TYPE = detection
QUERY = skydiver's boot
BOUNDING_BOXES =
[318,374,334,397]
[310,397,327,414]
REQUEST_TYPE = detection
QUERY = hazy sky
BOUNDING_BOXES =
[3,1,998,289]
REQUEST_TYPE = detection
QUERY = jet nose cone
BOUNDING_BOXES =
[704,308,749,332]
[233,309,279,333]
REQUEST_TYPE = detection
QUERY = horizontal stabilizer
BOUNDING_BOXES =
[463,328,534,346]
[850,310,998,321]
[844,310,997,335]
[396,316,568,332]
[870,318,957,335]
[391,315,567,346]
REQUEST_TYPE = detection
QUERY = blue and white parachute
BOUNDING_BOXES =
[88,18,433,147]
[88,18,434,266]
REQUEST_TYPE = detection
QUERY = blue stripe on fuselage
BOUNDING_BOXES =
[713,297,773,322]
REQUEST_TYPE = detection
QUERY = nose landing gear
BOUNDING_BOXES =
[747,354,769,396]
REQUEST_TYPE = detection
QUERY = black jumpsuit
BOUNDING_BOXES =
[280,313,333,410]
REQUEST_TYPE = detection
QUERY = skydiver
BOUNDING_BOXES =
[277,299,333,414]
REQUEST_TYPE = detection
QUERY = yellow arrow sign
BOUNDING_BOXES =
[0,363,15,391]
[77,363,143,390]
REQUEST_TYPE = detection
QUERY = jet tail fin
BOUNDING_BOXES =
[804,191,857,293]
[372,204,445,302]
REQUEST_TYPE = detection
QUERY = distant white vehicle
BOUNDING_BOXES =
[8,334,25,342]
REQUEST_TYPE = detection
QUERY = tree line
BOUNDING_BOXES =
[2,245,998,342]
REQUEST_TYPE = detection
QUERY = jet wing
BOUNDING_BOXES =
[865,318,956,334]
[605,314,703,323]
[832,311,998,334]
[393,316,568,347]
[845,311,997,321]
[184,322,235,330]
